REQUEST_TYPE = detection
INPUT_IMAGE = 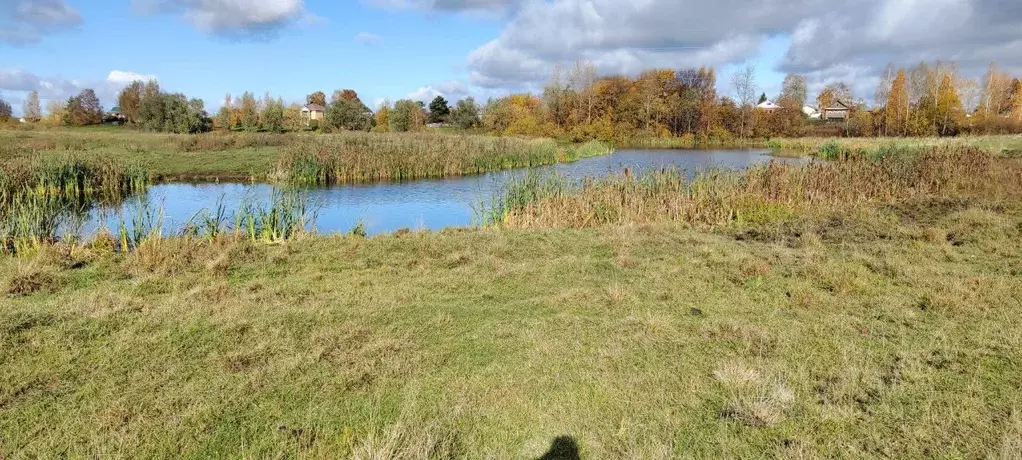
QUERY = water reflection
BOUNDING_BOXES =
[84,148,805,236]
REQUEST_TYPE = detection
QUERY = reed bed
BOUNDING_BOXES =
[492,147,1011,229]
[1,158,150,254]
[273,134,611,185]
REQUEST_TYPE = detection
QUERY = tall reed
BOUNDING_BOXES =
[272,133,612,185]
[491,147,1003,229]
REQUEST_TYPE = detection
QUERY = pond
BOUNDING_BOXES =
[82,148,806,237]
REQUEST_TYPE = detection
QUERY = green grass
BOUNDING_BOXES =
[2,200,1021,458]
[0,129,613,183]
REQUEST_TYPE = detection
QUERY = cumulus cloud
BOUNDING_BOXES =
[354,32,383,45]
[0,68,157,112]
[460,0,830,88]
[384,0,1021,101]
[107,70,159,85]
[0,0,82,45]
[365,0,520,13]
[406,80,475,103]
[134,0,309,36]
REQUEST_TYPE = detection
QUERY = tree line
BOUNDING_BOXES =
[7,59,1019,139]
[476,60,1022,141]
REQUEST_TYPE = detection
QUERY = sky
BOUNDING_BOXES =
[2,0,1021,117]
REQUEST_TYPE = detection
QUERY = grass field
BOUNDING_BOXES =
[3,130,1022,457]
[0,128,611,183]
[2,200,1021,458]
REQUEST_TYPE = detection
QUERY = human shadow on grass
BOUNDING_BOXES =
[536,436,580,460]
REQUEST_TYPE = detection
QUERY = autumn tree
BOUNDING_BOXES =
[307,91,326,107]
[138,80,166,131]
[44,100,65,126]
[64,89,103,126]
[543,65,571,128]
[240,92,259,130]
[569,60,598,124]
[117,81,144,123]
[327,89,372,131]
[0,96,11,121]
[216,94,233,131]
[23,90,41,121]
[980,62,1013,115]
[1009,79,1022,121]
[261,95,285,132]
[934,74,964,136]
[884,69,910,136]
[428,96,450,124]
[730,64,757,138]
[390,99,425,132]
[874,63,896,109]
[374,101,391,132]
[778,74,807,109]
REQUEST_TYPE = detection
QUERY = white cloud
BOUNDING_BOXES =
[107,70,159,85]
[365,0,520,13]
[382,0,1021,100]
[354,32,383,45]
[134,0,308,36]
[1,68,159,112]
[0,0,81,45]
[406,81,474,103]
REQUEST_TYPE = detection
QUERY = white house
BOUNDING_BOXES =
[802,106,821,119]
[756,100,781,111]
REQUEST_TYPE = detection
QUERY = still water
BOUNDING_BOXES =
[84,148,805,236]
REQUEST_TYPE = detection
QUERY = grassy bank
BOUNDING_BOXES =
[488,147,1020,229]
[0,129,612,183]
[615,134,1022,157]
[2,200,1021,457]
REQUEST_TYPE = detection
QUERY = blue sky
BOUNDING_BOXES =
[2,0,1019,116]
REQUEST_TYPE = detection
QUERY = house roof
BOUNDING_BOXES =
[303,104,326,112]
[825,100,851,110]
[756,100,781,109]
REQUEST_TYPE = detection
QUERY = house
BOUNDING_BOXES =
[301,104,326,125]
[18,117,27,123]
[105,106,127,123]
[756,100,781,111]
[802,106,821,119]
[820,100,851,121]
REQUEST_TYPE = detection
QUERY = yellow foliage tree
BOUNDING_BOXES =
[934,74,964,136]
[884,70,910,136]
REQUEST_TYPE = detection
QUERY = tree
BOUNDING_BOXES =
[934,74,964,136]
[307,91,326,107]
[137,80,165,131]
[326,90,372,131]
[884,69,910,136]
[730,64,757,138]
[41,100,64,126]
[65,89,103,126]
[758,93,768,104]
[0,96,11,121]
[240,92,259,130]
[374,101,391,132]
[778,74,807,109]
[428,96,450,124]
[117,81,144,123]
[390,99,425,132]
[569,59,598,124]
[450,97,481,129]
[261,96,285,132]
[874,63,896,109]
[23,90,41,121]
[1011,79,1022,121]
[216,94,233,131]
